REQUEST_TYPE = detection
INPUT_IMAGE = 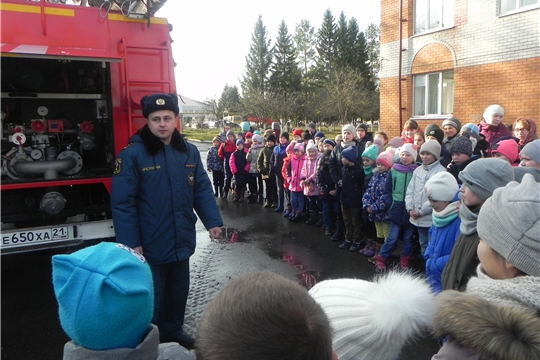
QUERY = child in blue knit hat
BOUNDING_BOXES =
[52,242,193,359]
[338,146,365,250]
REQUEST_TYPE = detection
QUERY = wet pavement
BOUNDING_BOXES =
[0,141,439,359]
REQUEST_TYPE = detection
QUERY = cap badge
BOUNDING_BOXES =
[156,98,165,105]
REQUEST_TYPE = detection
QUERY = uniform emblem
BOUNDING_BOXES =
[156,98,165,105]
[188,172,194,186]
[114,158,123,175]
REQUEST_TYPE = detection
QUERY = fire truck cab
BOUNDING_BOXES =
[1,0,176,254]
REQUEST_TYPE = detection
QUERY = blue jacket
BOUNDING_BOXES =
[340,162,364,207]
[271,142,288,176]
[111,126,223,266]
[206,146,223,171]
[425,202,461,293]
[362,170,390,223]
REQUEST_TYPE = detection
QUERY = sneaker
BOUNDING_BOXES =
[338,240,352,249]
[349,242,361,252]
[324,227,333,236]
[363,247,376,257]
[283,209,291,217]
[274,206,284,212]
[358,245,370,255]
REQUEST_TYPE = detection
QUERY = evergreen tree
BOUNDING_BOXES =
[241,15,273,120]
[269,21,301,94]
[365,23,381,88]
[315,9,337,79]
[241,15,272,98]
[294,19,317,121]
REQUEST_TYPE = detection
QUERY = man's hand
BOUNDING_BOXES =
[132,246,143,255]
[208,227,222,240]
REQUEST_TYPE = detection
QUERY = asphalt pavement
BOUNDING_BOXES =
[0,141,439,359]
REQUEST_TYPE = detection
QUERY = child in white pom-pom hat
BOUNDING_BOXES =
[309,271,436,360]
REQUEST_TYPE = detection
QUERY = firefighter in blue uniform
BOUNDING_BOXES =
[111,93,223,349]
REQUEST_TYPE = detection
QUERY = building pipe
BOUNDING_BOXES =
[398,0,404,132]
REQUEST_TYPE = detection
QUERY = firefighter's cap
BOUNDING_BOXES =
[141,93,179,119]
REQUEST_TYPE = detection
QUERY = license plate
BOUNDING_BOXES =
[1,227,69,247]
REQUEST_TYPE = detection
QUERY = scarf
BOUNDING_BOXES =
[432,200,459,228]
[342,141,356,149]
[459,202,480,235]
[363,165,375,176]
[467,265,540,312]
[392,163,418,173]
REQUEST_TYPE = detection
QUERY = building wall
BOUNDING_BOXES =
[379,0,540,137]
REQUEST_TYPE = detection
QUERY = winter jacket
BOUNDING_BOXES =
[405,161,446,228]
[432,290,540,360]
[287,153,306,192]
[442,135,458,152]
[424,201,461,293]
[383,164,418,225]
[206,146,223,171]
[111,126,223,266]
[246,144,263,174]
[271,142,289,177]
[478,121,512,156]
[329,141,365,185]
[317,155,336,200]
[257,145,275,179]
[340,162,364,207]
[218,140,236,172]
[358,132,373,149]
[229,148,250,185]
[439,144,452,168]
[301,152,322,196]
[362,170,390,223]
[441,232,480,291]
[282,155,292,190]
[62,325,194,360]
[446,156,477,184]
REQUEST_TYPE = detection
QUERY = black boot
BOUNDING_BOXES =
[305,210,318,225]
[315,212,324,226]
[221,187,228,199]
[257,194,264,204]
[214,185,219,197]
[264,199,271,208]
[219,187,224,198]
[247,194,256,203]
[330,219,344,241]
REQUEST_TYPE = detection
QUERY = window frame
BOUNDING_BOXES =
[414,0,454,35]
[412,70,454,118]
[499,0,539,16]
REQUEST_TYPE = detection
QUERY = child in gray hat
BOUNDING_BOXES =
[441,158,515,291]
[432,173,540,360]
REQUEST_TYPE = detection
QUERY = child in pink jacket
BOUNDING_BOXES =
[287,143,306,222]
[301,140,322,225]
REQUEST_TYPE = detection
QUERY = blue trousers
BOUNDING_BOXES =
[417,226,430,255]
[151,259,190,339]
[321,198,339,228]
[290,191,304,213]
[378,222,416,258]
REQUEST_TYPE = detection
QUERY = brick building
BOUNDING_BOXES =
[379,0,540,137]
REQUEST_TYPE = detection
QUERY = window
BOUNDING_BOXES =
[414,0,454,34]
[500,0,538,15]
[413,71,454,117]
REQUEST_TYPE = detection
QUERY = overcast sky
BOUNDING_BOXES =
[157,1,381,103]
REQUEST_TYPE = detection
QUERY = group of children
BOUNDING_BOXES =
[207,105,540,292]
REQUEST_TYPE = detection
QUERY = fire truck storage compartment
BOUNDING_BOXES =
[1,57,114,227]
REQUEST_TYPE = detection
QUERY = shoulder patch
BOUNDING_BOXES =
[114,158,123,175]
[122,143,133,150]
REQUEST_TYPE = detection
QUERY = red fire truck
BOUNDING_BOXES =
[1,0,176,254]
